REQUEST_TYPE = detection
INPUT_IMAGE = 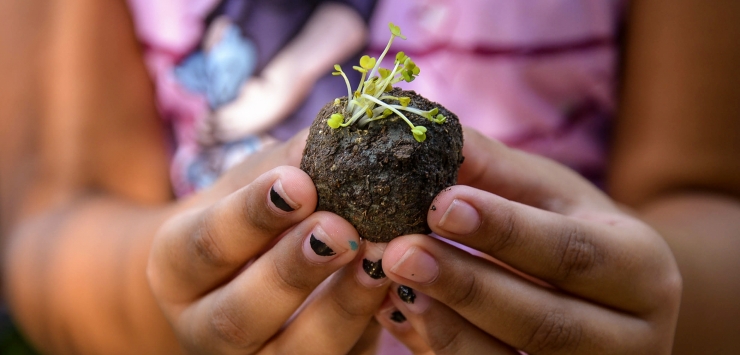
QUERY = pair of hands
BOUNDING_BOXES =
[147,128,681,354]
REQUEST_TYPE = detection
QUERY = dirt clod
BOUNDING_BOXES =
[300,89,464,243]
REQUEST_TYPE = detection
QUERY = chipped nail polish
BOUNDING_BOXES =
[270,185,294,212]
[362,259,386,279]
[390,310,406,323]
[398,285,416,304]
[310,234,335,256]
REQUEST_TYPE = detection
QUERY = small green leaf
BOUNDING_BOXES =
[399,97,411,107]
[402,70,412,82]
[334,64,342,71]
[328,113,344,129]
[402,69,418,83]
[360,55,376,70]
[353,65,367,73]
[411,126,427,142]
[365,108,374,118]
[379,68,391,78]
[396,51,408,63]
[434,114,446,124]
[388,22,407,39]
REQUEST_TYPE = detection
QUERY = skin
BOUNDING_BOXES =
[1,1,390,354]
[376,0,740,354]
[377,130,681,354]
[0,1,738,355]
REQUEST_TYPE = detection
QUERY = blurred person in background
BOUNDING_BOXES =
[1,0,739,354]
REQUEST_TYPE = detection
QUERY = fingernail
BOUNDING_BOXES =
[395,285,432,314]
[310,234,335,256]
[389,310,406,323]
[397,285,416,303]
[363,259,386,279]
[389,247,439,284]
[270,180,297,212]
[437,199,480,235]
[303,227,345,263]
[356,242,389,288]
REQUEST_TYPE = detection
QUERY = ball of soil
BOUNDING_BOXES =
[300,89,464,243]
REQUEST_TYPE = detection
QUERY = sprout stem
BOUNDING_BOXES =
[342,103,370,127]
[336,70,354,112]
[360,94,415,129]
[369,35,396,79]
[375,61,401,99]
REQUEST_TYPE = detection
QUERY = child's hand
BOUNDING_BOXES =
[376,128,682,354]
[147,135,390,354]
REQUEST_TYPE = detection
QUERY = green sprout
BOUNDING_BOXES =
[326,22,446,143]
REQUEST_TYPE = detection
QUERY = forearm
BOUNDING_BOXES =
[2,195,181,355]
[638,193,740,355]
[268,2,367,87]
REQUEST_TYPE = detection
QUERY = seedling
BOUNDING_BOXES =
[328,23,446,142]
[300,23,464,243]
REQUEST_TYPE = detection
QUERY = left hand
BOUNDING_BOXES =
[375,128,682,354]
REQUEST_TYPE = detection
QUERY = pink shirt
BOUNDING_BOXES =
[368,0,623,186]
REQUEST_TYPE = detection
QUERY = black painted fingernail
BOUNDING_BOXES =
[270,186,294,212]
[390,310,406,323]
[398,285,416,304]
[310,234,335,256]
[362,259,386,279]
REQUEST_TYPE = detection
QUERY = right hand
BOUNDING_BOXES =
[147,132,392,354]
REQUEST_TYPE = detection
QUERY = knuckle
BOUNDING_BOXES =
[271,258,315,294]
[191,212,231,268]
[241,192,282,236]
[445,272,483,311]
[210,301,259,351]
[652,261,683,310]
[487,203,522,253]
[426,321,465,355]
[553,225,600,281]
[523,310,583,354]
[329,291,373,321]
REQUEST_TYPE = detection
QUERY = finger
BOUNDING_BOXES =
[182,211,361,353]
[149,165,316,304]
[376,296,434,355]
[262,242,392,354]
[428,185,670,310]
[347,319,383,355]
[457,127,614,214]
[383,235,667,355]
[387,284,519,355]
